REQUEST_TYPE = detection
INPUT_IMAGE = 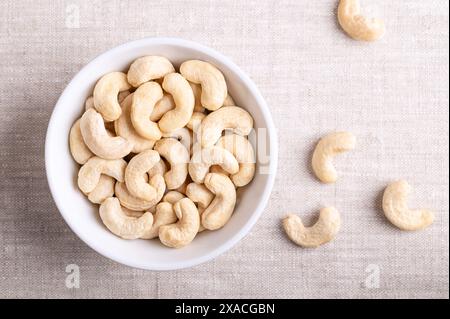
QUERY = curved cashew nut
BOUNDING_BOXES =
[158,73,195,133]
[80,109,133,159]
[162,127,192,153]
[127,56,175,87]
[189,82,205,113]
[115,176,165,211]
[201,173,236,230]
[186,183,214,211]
[87,175,115,204]
[159,198,200,248]
[141,202,178,239]
[338,0,385,42]
[382,180,434,231]
[93,72,131,121]
[216,134,256,187]
[147,159,167,178]
[69,119,93,164]
[125,149,161,201]
[130,81,163,140]
[180,60,227,111]
[187,112,206,131]
[78,156,126,193]
[311,132,356,183]
[154,138,190,190]
[189,146,239,184]
[163,191,185,204]
[99,197,153,239]
[150,94,175,122]
[200,106,254,148]
[282,207,341,248]
[114,94,155,153]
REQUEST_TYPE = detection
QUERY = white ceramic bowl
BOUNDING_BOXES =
[45,38,277,270]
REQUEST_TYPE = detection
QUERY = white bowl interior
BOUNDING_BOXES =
[46,38,277,270]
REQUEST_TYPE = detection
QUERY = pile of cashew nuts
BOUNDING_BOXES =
[70,56,256,248]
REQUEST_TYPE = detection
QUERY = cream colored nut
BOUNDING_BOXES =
[158,73,195,133]
[69,119,93,164]
[162,127,192,153]
[93,72,131,121]
[186,183,214,211]
[80,109,133,159]
[180,60,227,111]
[200,106,254,148]
[382,180,434,231]
[189,146,239,184]
[173,175,191,195]
[186,112,206,131]
[124,149,161,201]
[159,198,200,248]
[141,202,178,239]
[150,94,175,122]
[131,81,163,140]
[114,94,155,153]
[163,191,185,204]
[127,56,175,87]
[115,176,165,211]
[189,82,205,113]
[85,96,95,110]
[209,165,229,176]
[216,134,256,187]
[78,156,126,193]
[99,197,153,239]
[154,138,190,190]
[222,93,235,106]
[311,131,356,183]
[282,207,341,248]
[202,173,236,230]
[122,207,145,218]
[87,175,115,204]
[147,159,167,178]
[338,0,385,42]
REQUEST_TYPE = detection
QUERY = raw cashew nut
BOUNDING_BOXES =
[162,127,192,152]
[180,60,227,111]
[163,191,185,204]
[125,149,161,201]
[80,109,133,159]
[127,56,175,87]
[99,197,153,239]
[87,92,130,111]
[147,159,167,178]
[186,183,214,211]
[382,180,434,231]
[158,73,195,133]
[69,119,93,164]
[200,106,253,147]
[189,82,205,112]
[93,72,131,121]
[159,198,200,248]
[150,94,175,122]
[114,94,155,153]
[338,0,385,42]
[311,132,356,183]
[87,175,115,204]
[282,207,341,248]
[187,112,206,131]
[216,134,256,187]
[78,156,126,193]
[115,176,165,211]
[141,202,178,239]
[202,173,236,230]
[131,81,163,140]
[189,146,239,184]
[154,138,190,190]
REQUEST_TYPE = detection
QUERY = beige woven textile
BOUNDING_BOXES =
[0,0,448,299]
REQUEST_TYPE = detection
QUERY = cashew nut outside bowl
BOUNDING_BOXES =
[46,38,277,270]
[382,180,434,231]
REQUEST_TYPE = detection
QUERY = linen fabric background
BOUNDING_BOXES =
[0,0,448,299]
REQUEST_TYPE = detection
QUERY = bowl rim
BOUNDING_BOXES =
[45,37,278,270]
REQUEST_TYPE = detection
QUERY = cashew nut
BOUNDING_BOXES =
[382,180,434,231]
[189,146,239,184]
[163,191,185,204]
[85,96,95,110]
[127,56,175,87]
[200,106,254,147]
[162,127,192,153]
[282,207,341,248]
[222,94,235,106]
[114,94,155,153]
[186,112,206,131]
[311,132,356,183]
[180,60,227,111]
[99,197,153,239]
[154,138,190,190]
[78,156,126,193]
[141,201,178,239]
[189,82,205,113]
[159,198,200,248]
[130,81,163,140]
[150,94,175,122]
[80,108,133,159]
[216,134,255,187]
[147,159,167,178]
[337,0,385,42]
[93,72,131,121]
[158,73,195,133]
[186,183,214,212]
[69,119,94,164]
[87,175,115,204]
[115,176,165,211]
